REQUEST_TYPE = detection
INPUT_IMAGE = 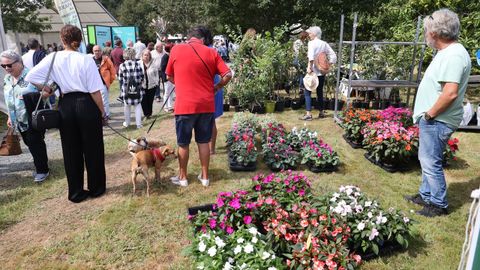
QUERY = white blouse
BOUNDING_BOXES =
[25,51,104,94]
[139,59,160,89]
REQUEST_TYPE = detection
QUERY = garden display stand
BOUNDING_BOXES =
[333,14,425,124]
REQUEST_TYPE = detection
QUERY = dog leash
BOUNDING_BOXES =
[105,123,153,150]
[146,86,175,134]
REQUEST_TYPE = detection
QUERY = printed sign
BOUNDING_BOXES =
[111,26,137,49]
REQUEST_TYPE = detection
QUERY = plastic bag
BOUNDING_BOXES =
[460,102,473,126]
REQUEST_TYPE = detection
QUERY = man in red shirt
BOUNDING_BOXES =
[166,26,232,187]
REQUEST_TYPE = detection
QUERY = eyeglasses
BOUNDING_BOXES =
[429,15,434,20]
[1,61,17,69]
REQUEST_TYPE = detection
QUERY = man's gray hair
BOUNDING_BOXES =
[155,41,163,48]
[424,9,460,41]
[0,50,22,64]
[123,47,136,60]
[307,26,322,39]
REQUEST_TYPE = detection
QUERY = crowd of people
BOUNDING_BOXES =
[2,24,232,202]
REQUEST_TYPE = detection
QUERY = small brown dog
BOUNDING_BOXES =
[128,137,176,196]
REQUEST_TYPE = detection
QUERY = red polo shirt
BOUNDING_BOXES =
[166,38,230,115]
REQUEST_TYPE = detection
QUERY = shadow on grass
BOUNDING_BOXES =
[448,176,480,213]
[443,157,470,170]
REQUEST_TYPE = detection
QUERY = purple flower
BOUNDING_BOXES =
[209,219,217,229]
[229,198,241,210]
[243,216,252,224]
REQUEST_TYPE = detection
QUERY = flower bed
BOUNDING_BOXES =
[341,109,380,147]
[188,171,415,269]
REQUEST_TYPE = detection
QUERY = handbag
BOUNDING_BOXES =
[314,52,331,75]
[125,62,141,100]
[32,52,61,131]
[0,127,22,156]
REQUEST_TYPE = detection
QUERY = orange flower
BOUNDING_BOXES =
[405,144,411,151]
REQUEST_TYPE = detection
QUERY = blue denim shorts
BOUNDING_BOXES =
[175,113,214,146]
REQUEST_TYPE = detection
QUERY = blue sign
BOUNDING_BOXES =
[476,49,480,66]
[95,26,112,48]
[111,26,137,49]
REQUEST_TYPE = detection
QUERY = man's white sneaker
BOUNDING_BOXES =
[170,176,188,187]
[197,174,209,187]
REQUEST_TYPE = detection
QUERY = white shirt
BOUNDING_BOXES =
[25,51,104,94]
[151,50,165,66]
[139,59,160,89]
[134,41,146,59]
[22,50,35,70]
[307,38,337,76]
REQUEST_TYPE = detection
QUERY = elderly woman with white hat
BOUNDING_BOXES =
[299,26,336,121]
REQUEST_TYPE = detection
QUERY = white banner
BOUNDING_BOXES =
[54,0,82,29]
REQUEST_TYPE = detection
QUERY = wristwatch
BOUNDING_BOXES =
[424,112,434,120]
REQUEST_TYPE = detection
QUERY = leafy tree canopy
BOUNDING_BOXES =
[1,0,53,33]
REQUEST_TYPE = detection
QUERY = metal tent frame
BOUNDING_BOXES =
[333,13,426,123]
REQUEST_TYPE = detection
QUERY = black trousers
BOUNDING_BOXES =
[58,92,106,202]
[20,128,49,174]
[141,86,157,117]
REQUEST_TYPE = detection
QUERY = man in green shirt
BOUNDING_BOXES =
[405,9,471,217]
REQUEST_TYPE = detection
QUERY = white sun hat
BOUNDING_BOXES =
[303,72,319,91]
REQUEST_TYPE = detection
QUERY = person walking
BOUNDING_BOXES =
[1,50,50,182]
[134,38,146,60]
[160,44,174,112]
[119,48,144,129]
[404,9,471,217]
[139,49,159,119]
[22,38,47,70]
[93,45,116,119]
[25,25,107,203]
[299,26,336,120]
[111,39,124,74]
[151,41,165,102]
[166,26,232,187]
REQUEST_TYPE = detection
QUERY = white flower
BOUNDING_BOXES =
[355,205,363,213]
[365,201,372,207]
[215,236,226,248]
[228,257,234,264]
[251,237,258,244]
[234,245,242,254]
[198,241,206,252]
[239,263,247,270]
[346,188,353,196]
[354,192,361,197]
[410,209,415,213]
[313,131,318,137]
[333,192,340,198]
[368,212,373,218]
[272,254,276,259]
[339,186,346,192]
[268,268,278,270]
[248,227,258,235]
[381,217,388,224]
[223,262,233,270]
[376,215,383,225]
[369,228,379,240]
[207,246,217,257]
[330,197,337,202]
[237,237,245,243]
[357,222,365,231]
[197,265,204,269]
[244,243,254,254]
[262,251,271,259]
[199,233,211,240]
[403,216,410,223]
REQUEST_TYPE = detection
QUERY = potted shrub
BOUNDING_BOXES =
[300,140,340,173]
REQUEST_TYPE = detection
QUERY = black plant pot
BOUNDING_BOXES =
[284,97,292,108]
[223,103,230,111]
[379,101,389,110]
[275,100,285,112]
[399,102,407,108]
[228,154,257,172]
[361,101,370,109]
[352,100,361,109]
[234,105,242,112]
[391,102,399,108]
[307,162,338,173]
[229,97,239,106]
[187,204,216,216]
[328,99,335,110]
[337,100,345,111]
[251,104,265,114]
[291,100,302,110]
[371,101,380,110]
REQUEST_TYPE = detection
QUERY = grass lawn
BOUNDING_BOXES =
[1,87,479,269]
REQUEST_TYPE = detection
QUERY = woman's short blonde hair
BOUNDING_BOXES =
[123,47,136,60]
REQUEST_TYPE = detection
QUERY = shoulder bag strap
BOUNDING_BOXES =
[188,43,213,78]
[33,52,58,114]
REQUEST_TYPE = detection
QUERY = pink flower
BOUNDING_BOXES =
[209,219,217,229]
[226,226,234,234]
[255,185,261,191]
[246,202,256,209]
[229,198,241,210]
[243,215,252,224]
[216,198,224,208]
[298,189,305,196]
[300,220,309,227]
[265,197,274,205]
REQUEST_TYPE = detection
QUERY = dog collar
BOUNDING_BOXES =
[152,148,165,162]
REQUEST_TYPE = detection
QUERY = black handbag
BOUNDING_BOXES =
[32,52,61,131]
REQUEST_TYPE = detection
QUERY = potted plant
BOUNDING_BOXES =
[261,122,299,171]
[300,140,340,173]
[362,120,419,171]
[443,137,459,166]
[228,127,258,171]
[341,109,379,148]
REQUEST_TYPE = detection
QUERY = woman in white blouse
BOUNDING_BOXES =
[139,49,159,119]
[25,25,107,203]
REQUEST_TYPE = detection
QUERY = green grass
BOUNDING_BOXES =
[1,102,479,269]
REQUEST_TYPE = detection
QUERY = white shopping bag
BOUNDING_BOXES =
[460,102,474,126]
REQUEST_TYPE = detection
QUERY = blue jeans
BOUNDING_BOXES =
[418,118,455,208]
[304,75,325,111]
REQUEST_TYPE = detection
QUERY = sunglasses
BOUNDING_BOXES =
[1,61,17,69]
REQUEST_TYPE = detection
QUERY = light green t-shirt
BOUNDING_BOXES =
[413,43,472,128]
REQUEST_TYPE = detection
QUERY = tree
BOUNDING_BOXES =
[0,0,53,33]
